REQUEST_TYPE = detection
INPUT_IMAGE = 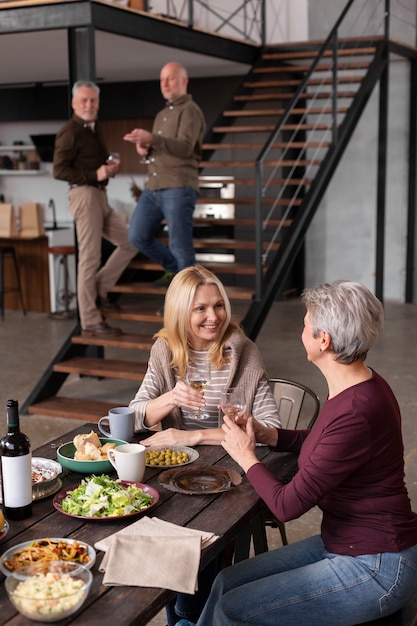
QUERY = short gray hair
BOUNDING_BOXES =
[72,80,100,97]
[302,280,384,364]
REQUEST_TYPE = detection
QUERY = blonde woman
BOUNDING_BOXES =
[129,264,280,446]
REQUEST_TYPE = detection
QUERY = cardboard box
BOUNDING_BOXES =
[0,203,18,237]
[19,202,45,238]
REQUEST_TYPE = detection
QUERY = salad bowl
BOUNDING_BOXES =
[53,474,159,520]
[5,561,92,622]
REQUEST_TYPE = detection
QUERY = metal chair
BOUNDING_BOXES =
[264,378,320,546]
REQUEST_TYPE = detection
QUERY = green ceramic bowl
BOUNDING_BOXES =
[57,438,127,474]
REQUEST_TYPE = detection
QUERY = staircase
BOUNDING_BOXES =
[23,32,389,421]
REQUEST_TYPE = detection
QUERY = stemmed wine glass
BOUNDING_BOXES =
[219,387,247,424]
[107,152,121,166]
[186,360,211,421]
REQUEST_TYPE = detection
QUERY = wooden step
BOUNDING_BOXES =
[198,176,312,186]
[261,46,377,61]
[53,357,148,381]
[243,75,364,89]
[253,61,371,74]
[222,106,348,117]
[27,397,118,421]
[158,237,280,252]
[202,141,330,150]
[195,195,301,206]
[193,216,292,227]
[200,159,320,170]
[128,258,258,275]
[111,282,256,301]
[212,122,334,133]
[234,90,357,102]
[103,304,164,323]
[72,333,154,350]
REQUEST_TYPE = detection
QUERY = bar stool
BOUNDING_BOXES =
[47,245,76,320]
[0,246,27,320]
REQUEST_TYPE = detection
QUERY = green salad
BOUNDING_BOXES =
[61,475,153,518]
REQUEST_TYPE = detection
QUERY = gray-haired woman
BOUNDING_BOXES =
[179,280,417,626]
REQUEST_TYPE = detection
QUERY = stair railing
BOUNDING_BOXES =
[253,0,390,300]
[151,0,266,44]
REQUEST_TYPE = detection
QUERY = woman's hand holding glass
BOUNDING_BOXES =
[219,387,247,425]
[186,360,211,420]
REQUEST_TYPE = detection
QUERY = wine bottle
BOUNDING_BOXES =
[0,399,32,520]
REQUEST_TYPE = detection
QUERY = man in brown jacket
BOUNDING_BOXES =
[53,80,137,336]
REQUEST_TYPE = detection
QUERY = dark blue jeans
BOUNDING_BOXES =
[128,187,196,273]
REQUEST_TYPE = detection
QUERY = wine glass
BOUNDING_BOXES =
[219,387,247,425]
[107,152,120,166]
[186,360,211,421]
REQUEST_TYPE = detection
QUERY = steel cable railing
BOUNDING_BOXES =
[148,0,266,44]
[253,0,393,298]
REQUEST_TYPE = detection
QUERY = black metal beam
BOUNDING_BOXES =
[405,58,417,303]
[68,25,97,86]
[375,60,389,303]
[89,2,257,64]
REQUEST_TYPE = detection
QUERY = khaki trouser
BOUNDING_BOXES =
[68,186,137,327]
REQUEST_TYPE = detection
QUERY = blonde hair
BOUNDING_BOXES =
[154,265,243,377]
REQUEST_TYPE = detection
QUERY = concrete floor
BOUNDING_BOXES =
[1,297,417,625]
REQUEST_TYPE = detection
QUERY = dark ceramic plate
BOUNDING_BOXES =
[158,465,242,495]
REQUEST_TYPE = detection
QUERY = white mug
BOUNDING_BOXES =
[107,443,146,482]
[98,407,135,441]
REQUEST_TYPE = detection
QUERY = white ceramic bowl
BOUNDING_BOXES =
[4,560,92,622]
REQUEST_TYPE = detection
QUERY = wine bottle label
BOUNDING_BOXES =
[1,454,32,507]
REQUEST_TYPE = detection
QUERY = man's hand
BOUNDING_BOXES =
[124,128,152,149]
[96,163,118,181]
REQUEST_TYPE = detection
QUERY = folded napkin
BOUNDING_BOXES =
[95,516,219,594]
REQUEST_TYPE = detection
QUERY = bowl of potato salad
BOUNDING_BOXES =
[4,560,92,622]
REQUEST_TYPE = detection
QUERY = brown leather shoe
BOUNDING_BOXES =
[97,296,120,312]
[81,322,122,337]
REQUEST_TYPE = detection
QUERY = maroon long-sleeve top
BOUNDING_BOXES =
[247,370,417,556]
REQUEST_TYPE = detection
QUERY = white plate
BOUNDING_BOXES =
[145,445,199,468]
[0,537,96,576]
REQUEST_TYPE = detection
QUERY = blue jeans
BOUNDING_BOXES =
[196,535,417,626]
[128,187,196,272]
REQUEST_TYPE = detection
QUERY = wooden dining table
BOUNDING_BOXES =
[0,423,298,625]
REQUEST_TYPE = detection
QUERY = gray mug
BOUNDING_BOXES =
[98,406,135,442]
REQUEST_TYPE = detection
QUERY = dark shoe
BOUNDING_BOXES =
[153,271,176,288]
[97,296,120,312]
[82,321,122,337]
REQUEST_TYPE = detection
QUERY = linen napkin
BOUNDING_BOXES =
[95,516,219,594]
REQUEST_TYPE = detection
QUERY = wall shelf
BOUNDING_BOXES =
[0,145,36,151]
[0,169,45,175]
